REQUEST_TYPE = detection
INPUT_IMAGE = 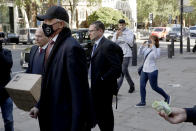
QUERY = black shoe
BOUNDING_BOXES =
[165,95,171,105]
[128,86,135,93]
[135,102,146,107]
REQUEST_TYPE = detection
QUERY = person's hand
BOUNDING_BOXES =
[29,107,39,119]
[159,107,187,124]
[116,30,122,38]
[142,41,148,46]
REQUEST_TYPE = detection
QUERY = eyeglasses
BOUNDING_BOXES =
[52,22,60,25]
[88,30,97,33]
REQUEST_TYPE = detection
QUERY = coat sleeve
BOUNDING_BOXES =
[0,49,12,104]
[26,46,37,73]
[26,49,32,73]
[0,49,13,69]
[66,45,91,131]
[102,43,122,80]
[121,30,134,46]
[185,105,196,125]
[112,32,117,42]
[151,46,160,59]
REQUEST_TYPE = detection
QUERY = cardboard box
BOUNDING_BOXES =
[5,73,41,111]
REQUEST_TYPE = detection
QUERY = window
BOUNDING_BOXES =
[19,29,27,35]
[190,27,196,30]
[154,28,164,32]
[172,28,180,32]
[72,32,80,40]
[18,8,23,18]
[30,29,36,34]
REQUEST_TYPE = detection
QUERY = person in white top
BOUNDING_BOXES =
[135,35,170,107]
[112,19,135,93]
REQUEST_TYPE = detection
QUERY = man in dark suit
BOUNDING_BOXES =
[26,27,49,74]
[89,21,122,131]
[28,27,49,127]
[29,6,92,131]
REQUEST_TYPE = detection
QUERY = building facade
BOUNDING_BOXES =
[102,0,137,31]
[0,2,29,33]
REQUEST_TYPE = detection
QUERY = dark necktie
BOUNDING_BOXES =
[39,47,43,54]
[88,43,97,79]
[91,43,97,57]
[45,40,54,64]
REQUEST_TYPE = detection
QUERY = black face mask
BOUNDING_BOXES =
[42,23,55,37]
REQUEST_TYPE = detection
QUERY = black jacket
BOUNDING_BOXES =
[91,37,122,93]
[38,28,92,131]
[0,48,13,105]
[185,105,196,125]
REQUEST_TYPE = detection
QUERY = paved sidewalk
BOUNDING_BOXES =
[1,50,196,131]
[91,51,196,131]
[111,51,196,131]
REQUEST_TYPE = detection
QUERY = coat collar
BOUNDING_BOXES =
[44,27,71,72]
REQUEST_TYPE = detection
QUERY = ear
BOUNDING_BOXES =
[99,29,104,34]
[59,21,64,28]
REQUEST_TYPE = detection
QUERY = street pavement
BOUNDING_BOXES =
[1,40,196,131]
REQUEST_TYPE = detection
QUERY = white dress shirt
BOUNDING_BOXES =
[49,34,59,51]
[94,35,103,49]
[39,43,48,53]
[138,45,160,73]
[112,28,134,57]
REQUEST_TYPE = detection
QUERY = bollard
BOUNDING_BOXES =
[187,37,190,52]
[168,44,172,58]
[171,38,175,56]
[132,43,137,66]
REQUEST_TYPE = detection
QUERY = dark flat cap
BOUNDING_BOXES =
[119,19,126,24]
[37,6,69,23]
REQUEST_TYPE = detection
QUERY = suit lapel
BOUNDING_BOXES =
[92,36,105,58]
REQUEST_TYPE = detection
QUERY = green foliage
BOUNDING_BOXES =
[88,0,102,6]
[189,0,196,25]
[137,0,179,26]
[15,0,41,8]
[0,5,9,23]
[88,7,130,28]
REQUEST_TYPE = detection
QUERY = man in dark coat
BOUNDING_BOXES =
[88,21,122,131]
[29,6,92,131]
[26,27,49,74]
[0,36,14,131]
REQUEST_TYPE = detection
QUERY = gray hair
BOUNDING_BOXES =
[57,19,69,28]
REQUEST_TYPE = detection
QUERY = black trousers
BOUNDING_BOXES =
[94,91,114,131]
